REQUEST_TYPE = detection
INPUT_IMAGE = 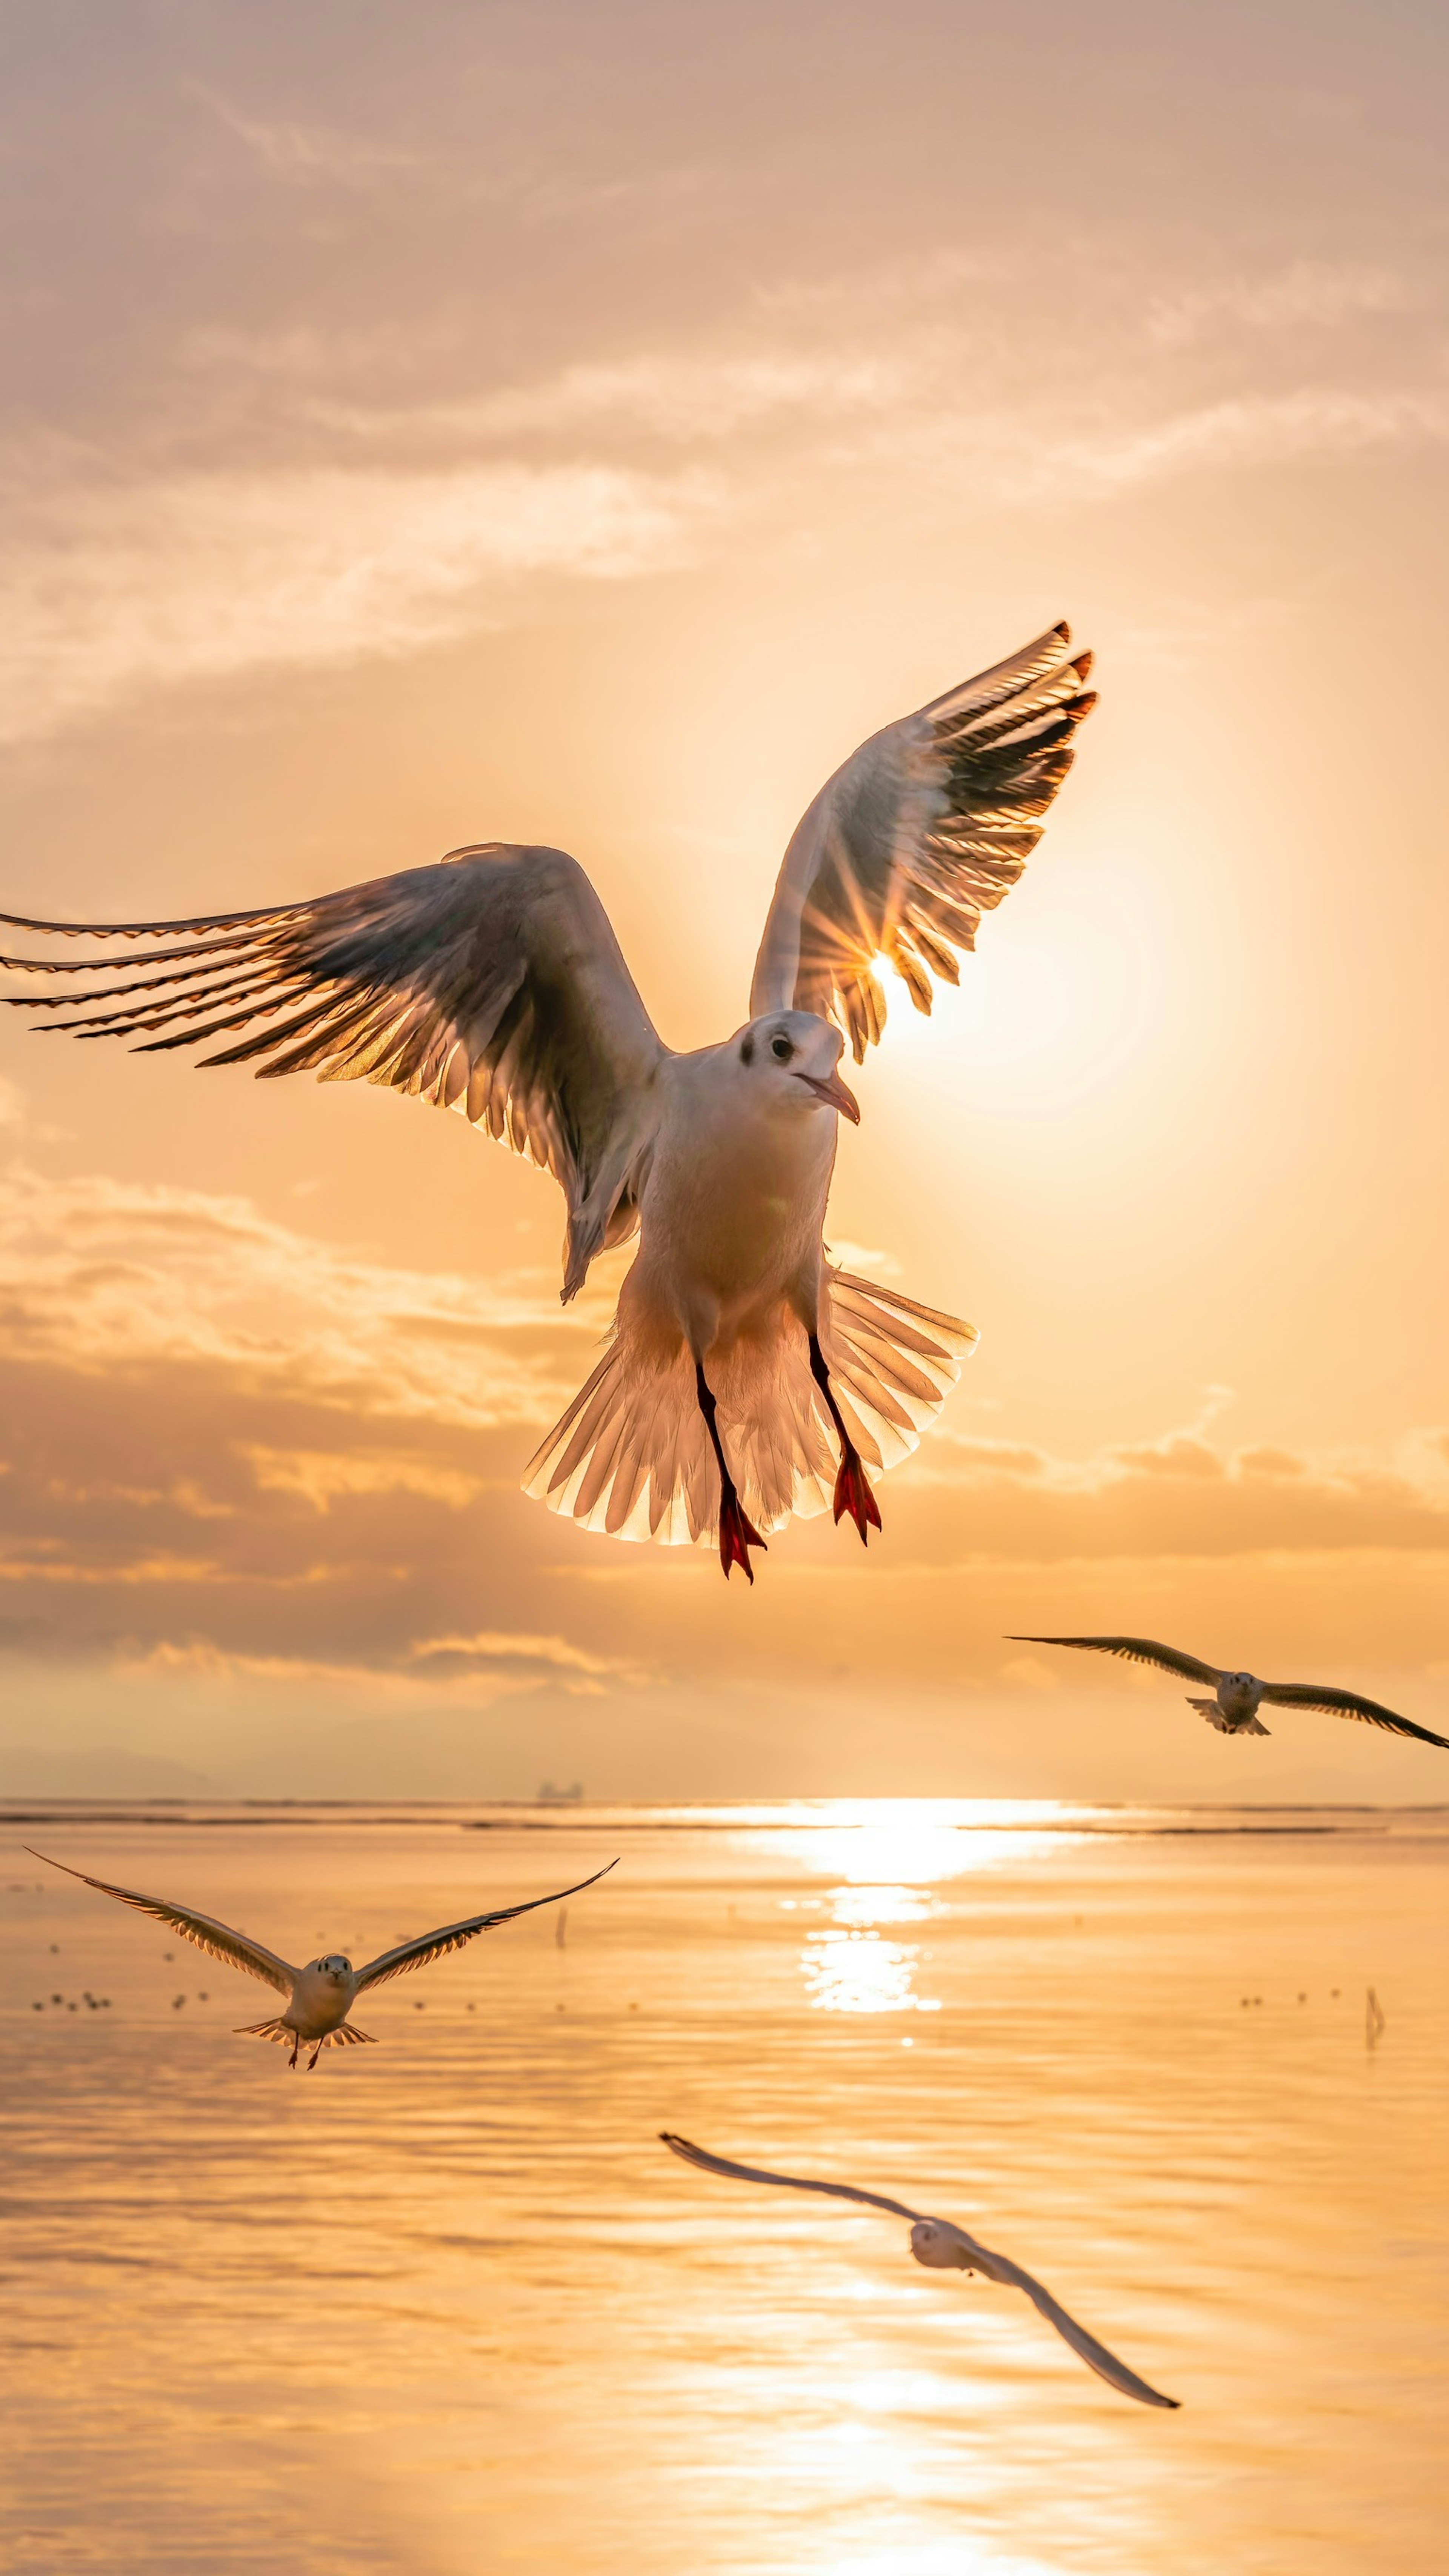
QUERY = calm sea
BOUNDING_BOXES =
[1,1799,1445,2574]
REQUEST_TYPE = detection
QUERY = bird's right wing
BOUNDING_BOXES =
[1009,1636,1221,1686]
[749,626,1095,1061]
[27,1849,294,1992]
[0,844,666,1300]
[658,2132,923,2221]
[1257,1683,1449,1748]
[948,2226,1180,2410]
[353,1858,618,1993]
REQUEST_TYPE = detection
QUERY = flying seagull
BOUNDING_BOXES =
[1009,1636,1449,1747]
[29,1849,617,2068]
[658,2133,1178,2409]
[1,628,1093,1579]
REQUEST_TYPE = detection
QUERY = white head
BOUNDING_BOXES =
[733,1010,860,1122]
[909,2217,969,2271]
[1226,1671,1257,1693]
[313,1953,352,1984]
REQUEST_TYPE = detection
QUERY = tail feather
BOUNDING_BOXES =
[524,1269,976,1547]
[234,2017,377,2046]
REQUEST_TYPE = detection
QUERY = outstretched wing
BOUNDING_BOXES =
[750,625,1095,1061]
[944,2225,1180,2410]
[658,2132,923,2222]
[1257,1683,1449,1748]
[28,1848,294,1992]
[1009,1635,1221,1687]
[660,2136,1178,2408]
[0,845,665,1300]
[354,1857,617,1993]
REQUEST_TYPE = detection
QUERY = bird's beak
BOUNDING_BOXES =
[795,1067,860,1123]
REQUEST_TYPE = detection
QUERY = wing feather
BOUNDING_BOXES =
[943,2227,1180,2409]
[27,1848,294,1991]
[1257,1684,1449,1746]
[658,2135,1178,2408]
[354,1858,617,1993]
[1009,1636,1221,1686]
[658,2132,922,2221]
[750,625,1096,1060]
[1,846,665,1300]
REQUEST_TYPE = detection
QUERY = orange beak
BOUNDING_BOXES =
[795,1066,861,1123]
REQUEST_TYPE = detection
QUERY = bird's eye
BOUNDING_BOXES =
[771,1035,793,1062]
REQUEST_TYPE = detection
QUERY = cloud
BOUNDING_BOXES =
[0,458,715,743]
[1031,387,1449,497]
[0,1164,1445,1713]
[911,1405,1449,1564]
[313,350,909,448]
[0,1162,602,1430]
[1146,260,1412,348]
[194,86,425,186]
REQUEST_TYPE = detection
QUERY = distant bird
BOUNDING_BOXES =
[1,629,1094,1578]
[1010,1636,1449,1747]
[29,1850,617,2069]
[658,2133,1178,2409]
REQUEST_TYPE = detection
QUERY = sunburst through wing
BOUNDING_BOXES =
[751,624,1096,1061]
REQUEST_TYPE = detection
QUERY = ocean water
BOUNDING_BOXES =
[1,1798,1445,2576]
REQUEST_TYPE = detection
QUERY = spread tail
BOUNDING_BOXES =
[1188,1697,1271,1736]
[234,2017,376,2046]
[524,1269,977,1545]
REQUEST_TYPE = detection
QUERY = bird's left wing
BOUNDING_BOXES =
[659,2132,923,2221]
[749,625,1095,1061]
[1009,1635,1222,1687]
[945,2225,1180,2410]
[353,1858,618,1993]
[1257,1684,1449,1748]
[0,844,666,1300]
[27,1848,294,1991]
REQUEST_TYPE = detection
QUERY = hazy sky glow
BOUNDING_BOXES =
[2,0,1447,1797]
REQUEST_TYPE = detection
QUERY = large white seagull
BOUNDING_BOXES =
[2,625,1094,1578]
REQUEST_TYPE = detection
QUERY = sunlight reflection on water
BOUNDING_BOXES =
[754,1799,1086,1887]
[3,1799,1448,2576]
[801,1925,942,2014]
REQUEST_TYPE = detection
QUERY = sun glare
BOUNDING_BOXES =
[754,1799,1083,1888]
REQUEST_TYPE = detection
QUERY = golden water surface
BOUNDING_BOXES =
[1,1799,1445,2574]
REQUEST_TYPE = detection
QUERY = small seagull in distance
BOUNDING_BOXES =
[29,1850,617,2069]
[658,2133,1178,2410]
[1009,1636,1449,1747]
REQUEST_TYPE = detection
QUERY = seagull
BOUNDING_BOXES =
[658,2133,1178,2409]
[1009,1636,1449,1746]
[28,1849,617,2068]
[1,628,1094,1579]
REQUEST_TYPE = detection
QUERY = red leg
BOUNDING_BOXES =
[695,1363,767,1582]
[809,1335,882,1545]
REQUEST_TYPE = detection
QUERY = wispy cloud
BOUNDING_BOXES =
[1146,260,1413,348]
[1030,386,1449,498]
[193,85,425,187]
[0,1163,599,1429]
[0,458,715,742]
[313,350,910,448]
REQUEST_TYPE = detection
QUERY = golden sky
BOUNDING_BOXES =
[1,1,1446,1798]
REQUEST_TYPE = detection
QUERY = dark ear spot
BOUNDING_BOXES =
[740,1034,754,1065]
